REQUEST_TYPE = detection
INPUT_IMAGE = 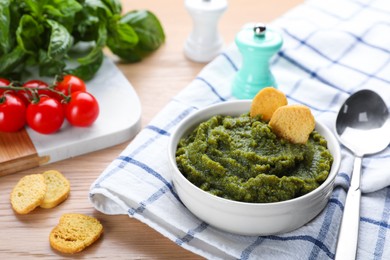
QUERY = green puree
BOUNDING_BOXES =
[176,113,333,203]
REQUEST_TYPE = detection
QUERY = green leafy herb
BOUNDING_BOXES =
[0,0,12,55]
[0,0,165,81]
[109,10,165,62]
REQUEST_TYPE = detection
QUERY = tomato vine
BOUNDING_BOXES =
[0,75,99,134]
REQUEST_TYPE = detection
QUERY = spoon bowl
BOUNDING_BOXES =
[335,89,390,260]
[336,89,390,156]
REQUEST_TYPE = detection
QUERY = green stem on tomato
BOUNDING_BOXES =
[0,84,69,103]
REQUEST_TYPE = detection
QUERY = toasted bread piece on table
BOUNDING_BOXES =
[250,87,288,121]
[49,213,103,254]
[40,170,70,209]
[269,104,315,144]
[10,174,47,214]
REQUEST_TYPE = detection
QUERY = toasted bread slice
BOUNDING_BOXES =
[250,87,288,121]
[49,213,103,254]
[269,104,315,144]
[10,174,47,214]
[40,170,70,209]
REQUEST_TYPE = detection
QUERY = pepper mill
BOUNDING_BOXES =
[184,0,227,63]
[232,23,283,99]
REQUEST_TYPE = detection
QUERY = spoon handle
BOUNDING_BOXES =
[335,157,362,260]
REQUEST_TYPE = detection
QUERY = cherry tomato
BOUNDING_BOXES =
[18,79,48,105]
[64,91,99,127]
[56,75,87,96]
[17,79,60,105]
[0,78,11,96]
[0,78,10,86]
[0,93,26,132]
[26,97,64,134]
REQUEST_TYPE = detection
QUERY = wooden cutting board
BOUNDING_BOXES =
[0,57,142,176]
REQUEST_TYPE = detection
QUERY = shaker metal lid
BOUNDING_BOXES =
[235,23,283,51]
[253,23,267,37]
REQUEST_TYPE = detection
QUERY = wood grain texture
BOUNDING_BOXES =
[0,129,47,176]
[0,0,302,259]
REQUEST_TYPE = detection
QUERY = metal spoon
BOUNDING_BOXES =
[335,89,390,260]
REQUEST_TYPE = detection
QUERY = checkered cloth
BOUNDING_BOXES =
[90,0,390,259]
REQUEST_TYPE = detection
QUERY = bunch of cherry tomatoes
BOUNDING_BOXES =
[0,75,99,134]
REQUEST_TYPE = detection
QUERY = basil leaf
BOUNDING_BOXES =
[38,49,66,77]
[73,11,100,41]
[108,10,165,62]
[0,46,26,76]
[36,19,73,77]
[68,22,107,80]
[108,46,143,63]
[79,21,107,63]
[73,0,113,42]
[46,19,73,60]
[67,51,103,81]
[107,14,139,58]
[8,1,22,41]
[16,14,44,54]
[23,0,43,17]
[43,0,82,18]
[0,0,165,80]
[101,0,122,15]
[0,0,12,55]
[83,0,114,18]
[121,10,165,51]
[43,0,82,31]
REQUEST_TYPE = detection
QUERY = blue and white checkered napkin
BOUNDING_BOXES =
[90,0,390,258]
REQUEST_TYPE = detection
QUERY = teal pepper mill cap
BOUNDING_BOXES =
[232,23,283,99]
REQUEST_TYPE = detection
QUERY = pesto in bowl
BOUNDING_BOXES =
[175,113,333,203]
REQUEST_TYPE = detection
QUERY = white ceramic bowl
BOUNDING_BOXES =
[168,100,341,235]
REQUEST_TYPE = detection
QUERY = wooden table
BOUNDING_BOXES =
[0,1,302,258]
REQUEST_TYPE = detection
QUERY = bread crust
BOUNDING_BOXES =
[250,87,288,121]
[40,170,70,209]
[269,104,315,144]
[10,174,47,214]
[49,213,103,254]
